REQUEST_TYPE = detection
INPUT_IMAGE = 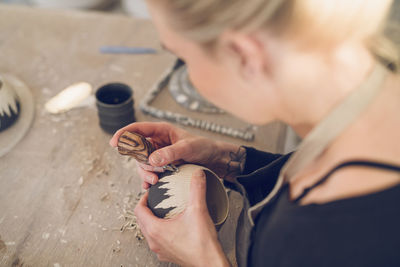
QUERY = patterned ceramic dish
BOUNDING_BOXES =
[0,74,35,157]
[148,164,229,229]
[0,76,21,132]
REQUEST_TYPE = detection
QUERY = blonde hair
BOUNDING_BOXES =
[152,0,399,72]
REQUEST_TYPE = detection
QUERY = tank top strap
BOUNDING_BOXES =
[293,160,400,203]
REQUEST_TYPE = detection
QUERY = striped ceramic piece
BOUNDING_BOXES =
[117,131,155,164]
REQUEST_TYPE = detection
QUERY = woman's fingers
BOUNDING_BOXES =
[189,170,208,210]
[109,122,173,147]
[134,191,162,234]
[142,181,150,190]
[137,162,159,185]
[137,162,164,173]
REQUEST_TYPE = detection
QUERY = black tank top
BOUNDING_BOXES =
[249,160,400,267]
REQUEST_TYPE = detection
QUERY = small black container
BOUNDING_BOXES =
[95,83,136,134]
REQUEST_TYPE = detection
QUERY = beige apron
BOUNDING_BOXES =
[233,63,388,267]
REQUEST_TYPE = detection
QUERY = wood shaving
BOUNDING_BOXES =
[42,232,50,240]
[112,240,122,253]
[95,167,110,177]
[112,246,121,253]
[58,228,66,236]
[119,211,144,241]
[100,193,110,202]
[117,192,145,241]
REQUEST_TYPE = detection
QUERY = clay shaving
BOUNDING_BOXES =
[118,191,145,241]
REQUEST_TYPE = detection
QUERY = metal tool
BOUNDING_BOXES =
[162,164,179,172]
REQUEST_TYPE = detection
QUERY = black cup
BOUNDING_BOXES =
[95,83,136,134]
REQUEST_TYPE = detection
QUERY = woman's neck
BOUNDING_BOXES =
[288,42,375,138]
[290,73,400,204]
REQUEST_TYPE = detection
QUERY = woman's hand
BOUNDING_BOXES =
[134,170,230,266]
[109,122,246,188]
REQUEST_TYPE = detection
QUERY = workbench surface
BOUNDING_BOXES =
[0,5,286,267]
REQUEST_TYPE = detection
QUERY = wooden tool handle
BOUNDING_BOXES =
[117,131,155,164]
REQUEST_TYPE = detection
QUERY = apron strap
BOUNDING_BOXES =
[247,63,388,226]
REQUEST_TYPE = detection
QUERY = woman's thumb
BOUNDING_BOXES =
[189,169,207,209]
[148,141,188,167]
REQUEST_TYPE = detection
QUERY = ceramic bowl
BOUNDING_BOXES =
[0,77,21,132]
[147,164,229,228]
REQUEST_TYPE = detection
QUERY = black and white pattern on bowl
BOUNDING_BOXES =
[0,79,21,132]
[147,164,229,226]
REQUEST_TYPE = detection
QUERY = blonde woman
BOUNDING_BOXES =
[110,0,400,266]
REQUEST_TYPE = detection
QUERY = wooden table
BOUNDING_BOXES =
[0,5,286,267]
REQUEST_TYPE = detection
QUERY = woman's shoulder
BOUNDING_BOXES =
[252,178,400,267]
[293,159,400,207]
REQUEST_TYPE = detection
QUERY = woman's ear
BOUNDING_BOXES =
[219,31,267,80]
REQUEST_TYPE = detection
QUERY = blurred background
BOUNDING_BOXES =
[1,0,399,21]
[0,0,150,18]
[0,0,398,153]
